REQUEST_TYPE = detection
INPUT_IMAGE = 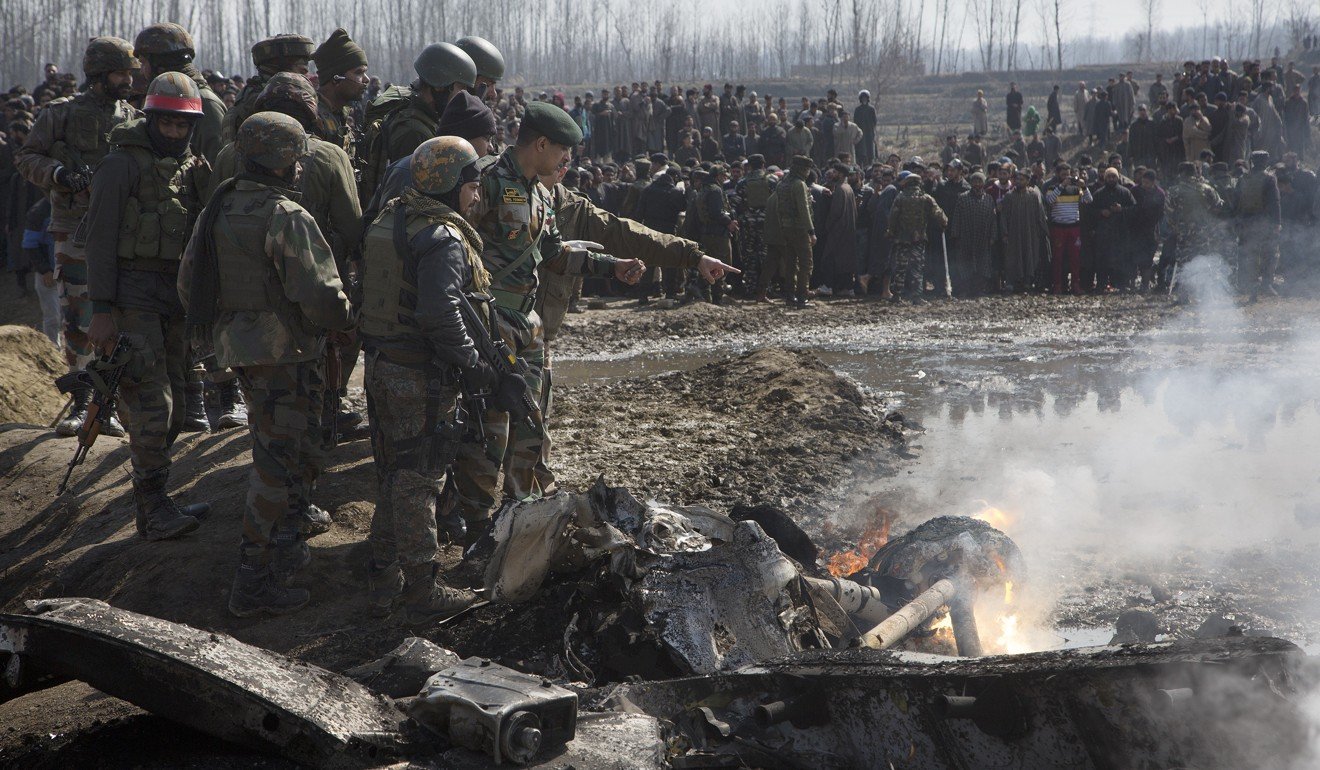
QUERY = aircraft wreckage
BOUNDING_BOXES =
[2,481,1316,768]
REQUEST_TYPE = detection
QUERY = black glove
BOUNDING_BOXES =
[461,360,498,393]
[55,166,90,192]
[493,372,532,422]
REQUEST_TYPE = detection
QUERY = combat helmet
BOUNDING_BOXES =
[411,136,480,195]
[134,23,195,58]
[237,111,309,171]
[83,37,141,77]
[454,36,505,82]
[413,43,477,91]
[251,34,315,71]
[143,72,204,116]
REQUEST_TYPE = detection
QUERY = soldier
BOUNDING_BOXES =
[452,101,643,541]
[311,28,369,153]
[358,137,511,621]
[693,163,737,303]
[886,170,948,303]
[207,73,367,436]
[359,43,476,204]
[454,36,505,97]
[1234,151,1281,301]
[15,37,141,437]
[1164,161,1227,298]
[179,112,354,616]
[221,34,314,144]
[770,155,817,307]
[83,73,212,540]
[133,23,227,165]
[732,154,772,299]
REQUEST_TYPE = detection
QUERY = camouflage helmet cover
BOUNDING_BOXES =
[413,43,477,90]
[254,72,319,126]
[250,34,315,69]
[454,36,505,81]
[411,135,479,195]
[237,111,309,171]
[144,72,204,115]
[83,37,141,77]
[134,23,195,57]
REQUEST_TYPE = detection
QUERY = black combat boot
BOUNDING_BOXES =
[132,471,204,541]
[271,524,311,586]
[55,386,90,437]
[215,379,248,429]
[400,563,477,625]
[183,381,210,432]
[367,559,405,617]
[229,552,310,618]
[102,408,126,438]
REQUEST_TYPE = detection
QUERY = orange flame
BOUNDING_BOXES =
[971,502,1017,533]
[824,502,893,577]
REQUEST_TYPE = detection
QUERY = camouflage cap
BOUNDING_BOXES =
[254,72,319,127]
[83,37,141,77]
[134,23,195,58]
[454,36,505,81]
[144,72,203,116]
[237,111,309,171]
[251,34,315,70]
[522,101,582,146]
[411,135,479,195]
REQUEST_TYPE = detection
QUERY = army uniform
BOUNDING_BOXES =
[134,23,228,165]
[454,104,618,528]
[220,34,315,144]
[732,160,772,294]
[15,39,141,373]
[1234,156,1281,298]
[83,74,212,540]
[359,137,487,621]
[886,178,949,299]
[180,112,353,616]
[693,171,733,303]
[773,156,816,305]
[1164,174,1226,267]
[314,97,354,153]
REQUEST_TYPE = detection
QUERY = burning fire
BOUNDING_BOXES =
[825,502,893,577]
[971,501,1017,532]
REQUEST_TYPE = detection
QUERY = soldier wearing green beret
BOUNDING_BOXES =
[450,100,644,542]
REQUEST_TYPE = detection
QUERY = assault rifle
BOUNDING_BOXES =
[454,292,538,432]
[55,334,137,496]
[323,338,343,449]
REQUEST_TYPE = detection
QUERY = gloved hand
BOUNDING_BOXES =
[493,372,532,422]
[461,360,498,393]
[55,166,90,192]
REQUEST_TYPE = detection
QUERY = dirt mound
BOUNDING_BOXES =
[0,325,64,425]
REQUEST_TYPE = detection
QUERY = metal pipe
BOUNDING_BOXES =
[857,578,958,650]
[949,599,984,657]
[803,576,891,626]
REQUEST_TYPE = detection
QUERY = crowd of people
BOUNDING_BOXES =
[0,24,1317,627]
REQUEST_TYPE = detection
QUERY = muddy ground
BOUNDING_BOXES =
[2,265,1320,764]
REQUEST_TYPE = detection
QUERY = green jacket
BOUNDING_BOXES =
[179,177,352,367]
[775,171,814,234]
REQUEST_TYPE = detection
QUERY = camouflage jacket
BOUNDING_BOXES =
[14,90,140,232]
[179,177,352,367]
[887,187,948,243]
[1164,178,1225,252]
[314,95,353,154]
[221,75,267,144]
[538,183,700,341]
[206,135,362,275]
[472,150,617,322]
[192,80,229,165]
[775,171,814,234]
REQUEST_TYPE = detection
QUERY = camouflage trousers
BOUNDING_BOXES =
[740,210,767,292]
[1238,226,1278,295]
[692,235,730,302]
[234,360,327,561]
[52,232,93,370]
[453,309,547,524]
[365,353,459,568]
[892,242,928,298]
[114,307,188,478]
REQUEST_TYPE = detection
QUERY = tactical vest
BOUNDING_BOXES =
[742,172,772,209]
[359,202,482,345]
[115,144,198,265]
[213,187,291,312]
[1236,171,1269,215]
[48,93,133,172]
[360,89,432,201]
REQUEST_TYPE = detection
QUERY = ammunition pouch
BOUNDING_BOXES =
[390,368,465,473]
